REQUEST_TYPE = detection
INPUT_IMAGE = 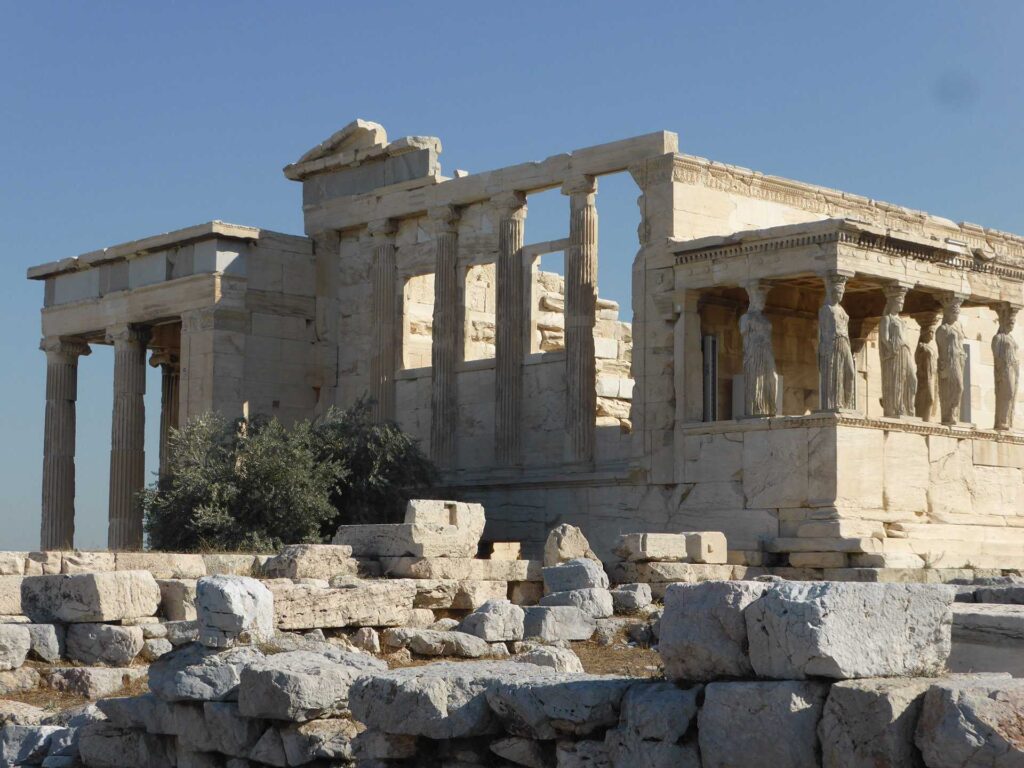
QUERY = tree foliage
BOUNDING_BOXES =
[142,398,437,551]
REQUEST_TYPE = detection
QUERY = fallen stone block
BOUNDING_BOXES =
[158,579,197,621]
[260,544,357,580]
[351,728,418,761]
[269,578,417,630]
[543,558,609,593]
[196,575,274,648]
[0,625,30,671]
[66,623,143,666]
[77,722,145,767]
[491,735,556,768]
[614,531,727,564]
[460,599,525,642]
[349,661,559,739]
[0,700,46,727]
[915,676,1024,767]
[539,588,614,619]
[607,561,735,585]
[974,584,1024,605]
[0,668,40,696]
[699,681,829,768]
[511,581,545,606]
[114,551,207,579]
[149,643,264,702]
[381,627,492,658]
[556,738,611,767]
[333,522,480,558]
[412,578,508,610]
[25,623,64,663]
[142,638,173,662]
[164,620,199,646]
[659,581,767,681]
[25,552,62,576]
[513,646,585,673]
[609,583,652,613]
[486,674,633,739]
[0,553,25,576]
[379,556,541,581]
[280,717,360,765]
[746,582,954,679]
[201,553,257,577]
[819,677,933,768]
[605,681,702,768]
[950,603,1024,676]
[544,523,600,567]
[350,626,380,653]
[43,666,148,699]
[21,570,161,623]
[0,577,22,615]
[524,606,596,641]
[0,724,66,765]
[60,551,115,574]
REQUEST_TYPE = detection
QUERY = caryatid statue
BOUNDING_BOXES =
[817,272,856,411]
[914,314,939,421]
[740,280,778,417]
[879,283,917,418]
[936,293,968,425]
[992,303,1019,431]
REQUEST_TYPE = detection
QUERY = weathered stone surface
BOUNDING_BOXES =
[60,551,115,574]
[524,606,596,641]
[333,522,480,558]
[540,588,614,619]
[556,738,611,767]
[142,638,173,662]
[0,724,65,765]
[43,666,148,699]
[659,581,767,681]
[609,583,652,613]
[514,646,585,674]
[460,599,526,642]
[350,627,380,653]
[199,701,265,758]
[0,626,30,671]
[158,579,197,621]
[491,735,556,768]
[25,623,64,663]
[201,553,257,577]
[280,717,360,764]
[746,582,954,679]
[350,661,557,739]
[77,722,145,767]
[381,627,493,658]
[149,644,264,702]
[195,575,274,648]
[164,620,199,646]
[951,603,1024,676]
[614,531,727,564]
[379,556,541,581]
[0,668,40,696]
[819,677,933,768]
[543,558,609,593]
[487,674,633,739]
[605,681,702,768]
[412,578,508,610]
[248,726,287,765]
[21,570,160,623]
[0,700,46,727]
[607,561,735,585]
[0,553,26,576]
[238,647,385,721]
[915,676,1024,767]
[0,577,22,615]
[268,578,417,630]
[65,623,143,666]
[260,544,357,580]
[114,551,206,579]
[544,524,600,567]
[699,681,829,768]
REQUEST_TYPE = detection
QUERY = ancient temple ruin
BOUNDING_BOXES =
[28,120,1024,571]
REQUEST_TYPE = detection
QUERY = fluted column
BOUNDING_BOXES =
[150,351,180,477]
[40,337,90,550]
[429,206,460,467]
[369,219,398,422]
[562,176,599,463]
[494,192,527,466]
[108,324,150,550]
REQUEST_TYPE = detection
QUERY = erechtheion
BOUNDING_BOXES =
[28,120,1024,571]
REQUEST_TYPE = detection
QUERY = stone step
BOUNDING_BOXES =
[887,522,1024,544]
[767,537,883,554]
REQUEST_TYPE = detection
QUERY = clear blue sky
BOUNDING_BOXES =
[1,1,1022,550]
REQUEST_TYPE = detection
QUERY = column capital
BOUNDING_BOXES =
[427,205,460,235]
[491,191,527,220]
[40,336,91,360]
[882,281,912,302]
[937,291,969,309]
[561,174,597,197]
[368,218,398,241]
[149,349,180,369]
[106,324,151,347]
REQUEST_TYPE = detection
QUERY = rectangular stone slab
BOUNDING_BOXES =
[378,557,541,581]
[268,579,417,630]
[332,523,479,558]
[21,571,161,623]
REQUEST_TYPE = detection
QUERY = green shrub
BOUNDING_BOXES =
[142,398,437,551]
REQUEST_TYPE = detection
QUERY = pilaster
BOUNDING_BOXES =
[494,192,527,466]
[369,218,398,423]
[428,206,460,467]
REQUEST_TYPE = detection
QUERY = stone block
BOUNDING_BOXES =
[607,561,734,584]
[142,638,173,662]
[0,700,45,727]
[543,558,609,593]
[514,646,585,673]
[0,552,26,576]
[539,588,614,618]
[614,531,727,564]
[486,674,633,739]
[114,552,207,579]
[0,724,66,765]
[65,623,143,666]
[60,551,115,574]
[605,681,702,768]
[43,666,148,699]
[280,717,360,765]
[380,627,493,658]
[380,556,540,581]
[544,524,600,567]
[268,578,417,630]
[195,575,274,648]
[25,551,62,576]
[333,521,482,558]
[659,581,767,681]
[159,579,198,621]
[460,599,525,642]
[201,553,257,576]
[491,736,556,768]
[915,676,1024,767]
[790,552,849,568]
[412,578,508,610]
[746,582,954,679]
[238,647,385,721]
[21,571,161,623]
[610,583,652,613]
[699,681,829,768]
[77,723,144,767]
[523,606,596,641]
[148,643,264,702]
[260,544,357,579]
[0,577,22,615]
[0,626,30,671]
[25,623,64,663]
[164,620,199,646]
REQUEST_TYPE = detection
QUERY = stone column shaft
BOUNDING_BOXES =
[151,351,180,477]
[40,338,90,550]
[429,206,460,467]
[563,176,598,463]
[494,192,527,466]
[369,220,398,422]
[108,324,150,550]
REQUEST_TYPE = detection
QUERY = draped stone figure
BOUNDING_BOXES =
[740,281,778,417]
[992,303,1019,430]
[936,294,968,425]
[914,314,939,421]
[879,284,917,418]
[817,273,856,411]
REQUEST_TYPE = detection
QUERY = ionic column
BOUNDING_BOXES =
[150,351,180,477]
[40,337,90,550]
[107,324,150,550]
[740,280,778,417]
[369,219,398,423]
[562,176,598,463]
[494,192,527,466]
[991,303,1020,430]
[429,206,460,467]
